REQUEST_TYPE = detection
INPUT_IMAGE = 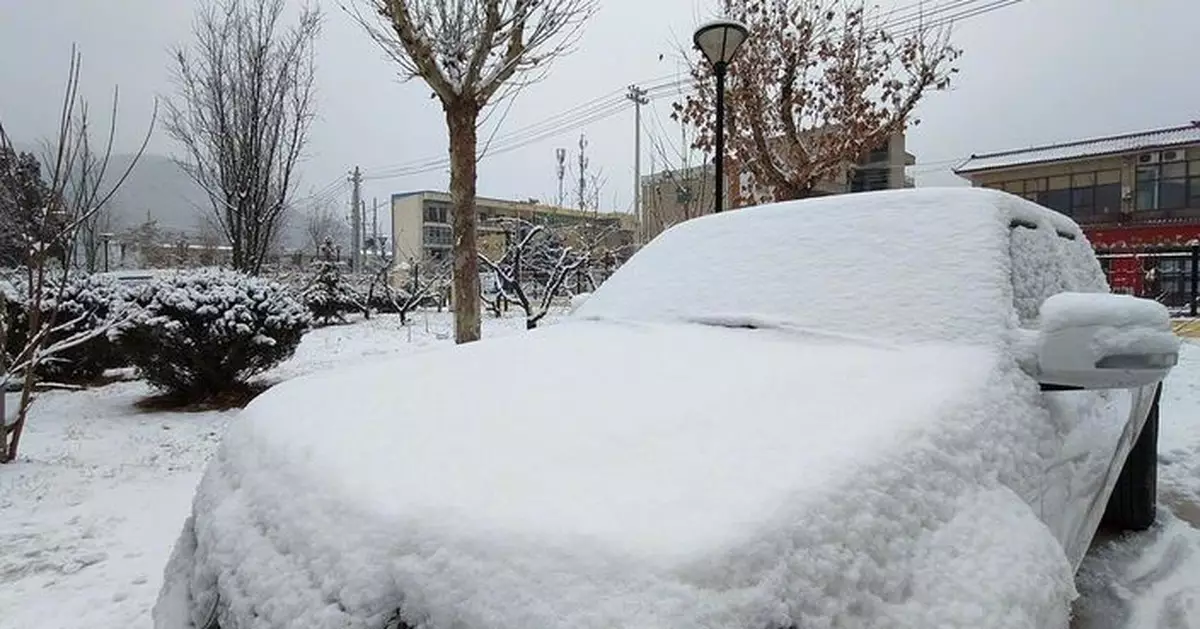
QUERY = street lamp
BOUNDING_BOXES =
[693,19,749,214]
[99,232,114,272]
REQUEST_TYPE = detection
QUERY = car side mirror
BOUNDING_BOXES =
[1029,292,1180,390]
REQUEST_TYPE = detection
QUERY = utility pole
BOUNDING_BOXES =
[626,85,648,244]
[555,148,567,207]
[577,133,588,210]
[349,166,362,272]
[371,197,380,255]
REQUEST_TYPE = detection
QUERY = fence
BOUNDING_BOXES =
[1097,245,1200,316]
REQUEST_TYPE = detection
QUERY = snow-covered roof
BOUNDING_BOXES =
[955,123,1200,174]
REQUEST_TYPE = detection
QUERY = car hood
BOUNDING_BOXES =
[158,319,1077,629]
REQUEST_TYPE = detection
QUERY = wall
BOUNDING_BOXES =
[390,193,425,263]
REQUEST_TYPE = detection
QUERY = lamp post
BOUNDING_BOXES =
[99,232,114,272]
[693,19,749,214]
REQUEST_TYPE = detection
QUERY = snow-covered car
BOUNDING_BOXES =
[155,188,1179,629]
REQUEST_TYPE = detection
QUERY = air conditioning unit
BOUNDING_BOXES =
[1161,149,1187,163]
[1137,152,1161,165]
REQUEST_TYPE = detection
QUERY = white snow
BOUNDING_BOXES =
[888,488,1077,629]
[1041,292,1173,332]
[229,326,1003,561]
[158,309,1078,629]
[0,381,231,629]
[5,186,1200,629]
[567,291,590,313]
[575,188,1071,344]
[1073,340,1200,628]
[147,188,1168,629]
[956,124,1200,174]
[4,314,1200,629]
[0,313,544,629]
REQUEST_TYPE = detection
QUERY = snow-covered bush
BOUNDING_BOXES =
[114,269,310,402]
[2,273,133,382]
[36,274,133,382]
[301,261,361,325]
[1,273,29,360]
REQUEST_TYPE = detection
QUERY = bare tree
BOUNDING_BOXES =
[379,256,450,325]
[477,217,586,329]
[304,201,348,254]
[166,0,320,275]
[0,48,155,463]
[675,0,959,204]
[557,218,632,289]
[642,113,714,239]
[63,107,118,273]
[350,0,597,344]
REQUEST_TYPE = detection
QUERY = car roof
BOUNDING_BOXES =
[578,187,1072,344]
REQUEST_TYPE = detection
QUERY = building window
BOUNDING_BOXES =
[1071,186,1094,217]
[992,170,1122,219]
[1040,189,1071,214]
[423,224,452,246]
[850,167,889,192]
[1191,160,1200,208]
[1135,166,1158,210]
[423,203,449,223]
[1094,183,1122,215]
[1136,161,1194,211]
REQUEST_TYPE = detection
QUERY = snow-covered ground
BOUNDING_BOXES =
[0,311,1198,629]
[1074,350,1200,628]
[0,313,543,629]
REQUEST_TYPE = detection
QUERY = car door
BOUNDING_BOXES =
[1008,221,1136,569]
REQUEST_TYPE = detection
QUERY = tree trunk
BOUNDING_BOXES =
[446,102,482,344]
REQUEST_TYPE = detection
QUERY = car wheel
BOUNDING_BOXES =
[1101,384,1161,531]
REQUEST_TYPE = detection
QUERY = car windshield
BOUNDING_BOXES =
[575,190,1016,344]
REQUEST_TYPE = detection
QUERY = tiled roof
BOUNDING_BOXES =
[955,123,1200,174]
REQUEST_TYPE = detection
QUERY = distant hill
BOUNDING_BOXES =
[102,153,209,237]
[9,145,307,248]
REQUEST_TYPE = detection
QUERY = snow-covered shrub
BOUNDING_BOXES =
[1,273,132,382]
[301,261,361,325]
[0,273,28,358]
[36,274,133,382]
[114,269,310,401]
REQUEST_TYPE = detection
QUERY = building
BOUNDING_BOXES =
[640,163,722,243]
[390,189,638,274]
[639,131,915,241]
[955,122,1200,307]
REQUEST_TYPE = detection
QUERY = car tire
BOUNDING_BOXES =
[1101,384,1161,532]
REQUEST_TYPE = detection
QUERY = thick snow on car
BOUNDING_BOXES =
[155,188,1179,629]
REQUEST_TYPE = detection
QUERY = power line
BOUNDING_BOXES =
[365,81,687,180]
[874,0,991,32]
[362,80,687,182]
[892,0,1024,38]
[357,0,1022,185]
[361,73,686,177]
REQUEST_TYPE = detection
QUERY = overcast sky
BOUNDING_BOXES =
[2,0,1199,222]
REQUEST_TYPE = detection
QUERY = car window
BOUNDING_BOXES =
[1009,223,1070,325]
